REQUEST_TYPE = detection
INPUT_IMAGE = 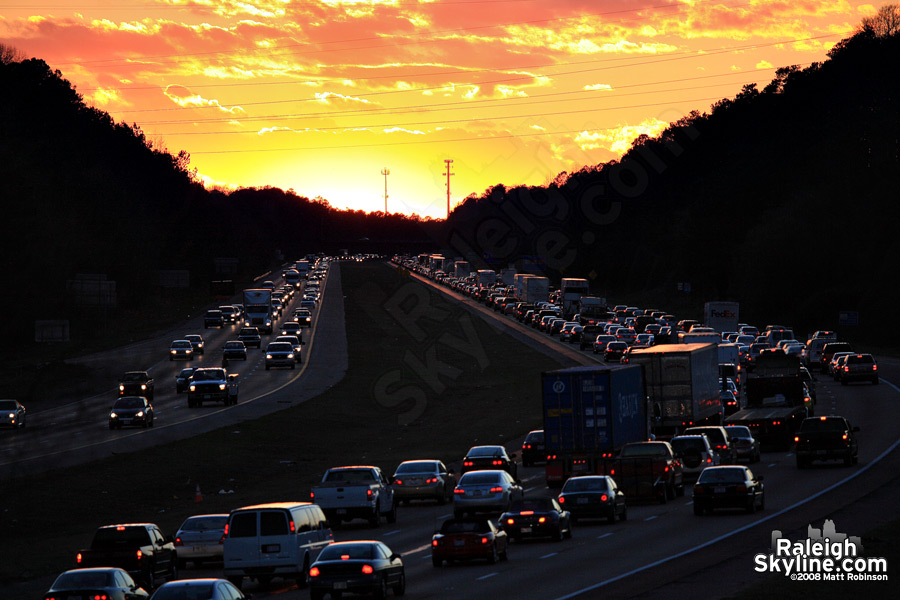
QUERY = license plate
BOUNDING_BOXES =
[577,498,588,504]
[817,450,828,455]
[714,487,726,494]
[121,419,132,424]
[521,527,532,533]
[473,490,483,497]
[203,394,211,399]
[454,540,465,546]
[334,582,348,590]
[193,545,206,552]
[337,509,347,514]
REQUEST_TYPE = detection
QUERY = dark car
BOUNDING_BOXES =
[264,341,296,370]
[521,430,545,467]
[118,371,155,400]
[461,445,517,478]
[500,497,572,542]
[431,518,508,566]
[204,310,224,329]
[174,368,196,394]
[218,305,239,324]
[579,325,602,350]
[838,354,879,385]
[692,466,764,515]
[109,396,154,429]
[168,340,194,361]
[0,399,27,429]
[724,425,761,463]
[820,341,853,371]
[308,541,405,600]
[292,308,312,327]
[795,415,859,467]
[683,425,737,464]
[391,459,456,504]
[184,334,205,355]
[43,567,149,600]
[721,390,740,416]
[557,475,627,523]
[222,341,247,361]
[149,579,245,600]
[237,327,261,349]
[604,341,628,363]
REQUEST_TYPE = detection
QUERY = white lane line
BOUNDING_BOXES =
[768,463,777,467]
[439,513,453,519]
[597,533,613,539]
[477,573,499,581]
[382,530,400,536]
[541,552,558,559]
[402,543,433,555]
[644,515,658,522]
[525,486,541,493]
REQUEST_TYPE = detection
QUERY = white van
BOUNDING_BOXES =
[223,502,333,590]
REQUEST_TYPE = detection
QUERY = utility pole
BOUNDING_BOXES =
[381,168,390,213]
[444,159,454,218]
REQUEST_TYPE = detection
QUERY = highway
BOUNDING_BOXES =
[5,260,898,598]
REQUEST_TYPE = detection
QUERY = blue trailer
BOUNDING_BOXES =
[542,365,648,488]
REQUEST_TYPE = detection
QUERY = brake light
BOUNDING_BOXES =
[558,496,565,504]
[520,511,534,515]
[136,549,143,561]
[362,565,374,574]
[842,433,848,440]
[341,555,350,560]
[367,489,373,498]
[76,552,83,564]
[454,488,465,494]
[524,444,531,449]
[601,494,608,502]
[844,366,849,372]
[464,461,473,466]
[175,536,183,546]
[820,416,827,421]
[481,537,489,544]
[873,365,878,371]
[116,526,126,531]
[309,567,320,577]
[794,436,800,443]
[394,479,402,485]
[289,519,295,533]
[507,518,515,525]
[490,487,503,493]
[224,523,230,536]
[610,468,616,475]
[538,517,546,523]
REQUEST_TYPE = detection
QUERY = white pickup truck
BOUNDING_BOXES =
[310,466,396,527]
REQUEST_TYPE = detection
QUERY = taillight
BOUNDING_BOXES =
[481,537,489,544]
[289,519,296,533]
[464,461,473,466]
[224,523,230,536]
[76,552,83,564]
[520,511,534,515]
[538,517,546,523]
[309,567,320,577]
[175,536,183,547]
[794,436,800,443]
[558,496,565,504]
[601,494,608,502]
[136,549,143,561]
[873,365,878,371]
[394,479,402,485]
[842,433,848,440]
[490,487,503,493]
[507,518,515,525]
[310,491,315,500]
[362,565,374,574]
[844,366,849,372]
[454,488,465,495]
[432,539,439,546]
[367,489,373,498]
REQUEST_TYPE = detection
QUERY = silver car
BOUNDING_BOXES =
[725,425,761,463]
[453,470,523,517]
[391,459,456,505]
[670,434,720,480]
[45,567,149,600]
[173,514,228,567]
[149,578,246,600]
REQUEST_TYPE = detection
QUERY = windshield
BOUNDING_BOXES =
[149,583,216,600]
[459,472,503,485]
[800,418,848,432]
[441,520,489,534]
[671,437,706,452]
[224,342,243,349]
[267,343,292,352]
[467,446,504,458]
[395,461,437,474]
[324,469,375,483]
[171,341,191,348]
[180,516,227,531]
[562,477,609,492]
[113,397,144,409]
[193,369,225,381]
[121,372,146,381]
[620,443,668,457]
[319,543,377,561]
[508,498,554,512]
[53,571,113,589]
[0,400,19,410]
[697,468,747,484]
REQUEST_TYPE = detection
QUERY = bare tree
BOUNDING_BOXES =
[0,43,26,64]
[861,3,900,37]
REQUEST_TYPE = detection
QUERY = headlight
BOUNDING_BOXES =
[218,384,226,391]
[141,384,147,390]
[287,353,294,359]
[9,412,16,418]
[110,412,117,418]
[119,385,125,392]
[136,411,144,417]
[171,350,176,354]
[189,385,196,392]
[266,354,273,359]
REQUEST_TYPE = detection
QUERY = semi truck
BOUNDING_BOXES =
[294,260,310,279]
[578,296,612,326]
[626,343,723,439]
[476,269,497,286]
[524,276,549,304]
[542,365,648,488]
[560,278,590,319]
[501,268,517,287]
[514,274,534,300]
[703,301,740,333]
[243,288,274,334]
[725,351,811,449]
[454,260,471,279]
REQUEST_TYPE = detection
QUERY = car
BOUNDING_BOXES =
[274,335,302,360]
[188,368,238,407]
[821,341,853,371]
[500,497,572,542]
[204,310,224,329]
[281,321,303,338]
[109,396,154,429]
[693,465,764,515]
[724,425,761,463]
[218,305,240,324]
[557,475,626,523]
[237,327,261,349]
[721,389,740,416]
[43,567,149,600]
[670,434,720,480]
[169,340,194,361]
[174,368,196,394]
[265,341,296,369]
[391,459,456,504]
[184,334,205,355]
[559,322,582,342]
[794,415,860,467]
[549,318,567,335]
[453,470,524,517]
[461,445,517,478]
[222,340,247,361]
[0,399,27,429]
[592,334,616,354]
[683,425,736,464]
[521,430,545,467]
[830,352,854,379]
[173,515,229,568]
[604,341,628,362]
[308,541,405,600]
[300,299,316,310]
[119,371,155,399]
[838,353,879,385]
[615,328,637,345]
[149,578,245,600]
[292,308,312,327]
[431,517,509,566]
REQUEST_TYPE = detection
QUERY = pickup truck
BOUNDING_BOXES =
[795,416,859,468]
[75,523,177,588]
[598,441,684,504]
[187,368,238,407]
[310,466,397,527]
[118,371,154,400]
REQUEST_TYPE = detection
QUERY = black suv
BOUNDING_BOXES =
[838,354,879,385]
[795,416,859,467]
[204,309,224,328]
[238,327,261,348]
[521,430,545,467]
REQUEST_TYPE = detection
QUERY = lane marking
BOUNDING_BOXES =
[768,463,777,467]
[541,552,559,559]
[644,515,658,522]
[383,530,400,536]
[477,573,499,581]
[597,533,613,539]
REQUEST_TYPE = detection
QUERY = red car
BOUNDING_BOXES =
[431,518,509,566]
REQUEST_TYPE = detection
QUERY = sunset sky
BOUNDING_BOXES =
[1,1,880,218]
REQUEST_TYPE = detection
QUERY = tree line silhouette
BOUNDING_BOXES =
[1,14,898,348]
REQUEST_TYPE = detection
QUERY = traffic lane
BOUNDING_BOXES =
[0,274,341,480]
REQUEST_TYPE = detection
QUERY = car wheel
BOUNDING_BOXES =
[676,482,685,497]
[873,377,879,385]
[291,363,295,369]
[432,556,442,568]
[392,570,406,596]
[374,576,388,600]
[265,365,270,370]
[369,510,380,528]
[555,525,565,541]
[796,457,807,469]
[754,450,761,463]
[840,379,847,386]
[256,576,272,588]
[149,416,154,428]
[607,511,616,525]
[746,498,756,514]
[759,493,765,511]
[177,558,187,570]
[168,559,178,581]
[310,590,325,600]
[454,509,464,519]
[297,555,310,589]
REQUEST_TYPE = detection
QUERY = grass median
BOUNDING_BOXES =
[0,261,565,590]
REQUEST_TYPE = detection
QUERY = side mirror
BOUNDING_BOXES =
[390,553,402,561]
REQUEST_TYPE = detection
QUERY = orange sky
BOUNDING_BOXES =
[1,0,879,218]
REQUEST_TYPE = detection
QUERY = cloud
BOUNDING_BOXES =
[583,83,612,91]
[164,85,246,113]
[756,59,774,69]
[576,117,669,154]
[315,91,372,105]
[383,127,425,135]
